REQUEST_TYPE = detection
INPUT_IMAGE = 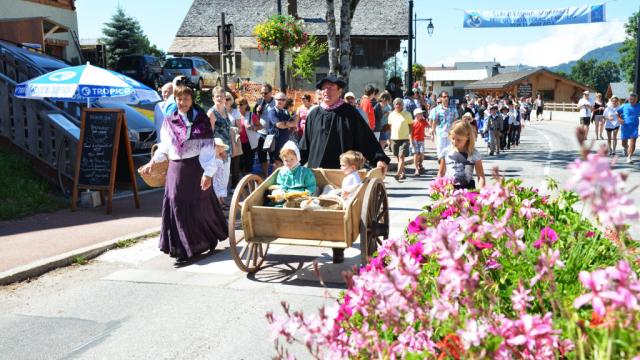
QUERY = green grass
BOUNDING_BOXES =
[115,231,160,248]
[0,150,67,221]
[72,255,88,265]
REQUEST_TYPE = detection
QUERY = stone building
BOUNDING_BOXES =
[168,0,408,93]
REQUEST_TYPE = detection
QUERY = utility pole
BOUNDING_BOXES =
[218,13,235,91]
[277,0,287,91]
[220,13,228,91]
[407,0,413,90]
[635,14,640,95]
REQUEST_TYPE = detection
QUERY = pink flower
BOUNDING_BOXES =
[511,282,534,313]
[566,153,640,228]
[585,230,596,238]
[533,226,558,249]
[573,269,619,316]
[457,318,487,349]
[407,215,427,234]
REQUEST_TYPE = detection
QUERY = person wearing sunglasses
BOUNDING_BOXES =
[253,84,276,177]
[429,91,459,159]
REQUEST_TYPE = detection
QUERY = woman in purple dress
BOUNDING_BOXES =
[140,85,228,262]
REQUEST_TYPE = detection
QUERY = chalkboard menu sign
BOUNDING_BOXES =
[518,83,533,98]
[72,108,140,214]
[78,111,118,186]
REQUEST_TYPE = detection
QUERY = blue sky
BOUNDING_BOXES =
[77,0,634,67]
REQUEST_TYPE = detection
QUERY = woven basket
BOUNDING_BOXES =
[138,144,168,188]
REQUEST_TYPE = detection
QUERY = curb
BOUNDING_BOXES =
[0,226,161,286]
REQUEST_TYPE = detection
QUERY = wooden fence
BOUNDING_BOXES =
[543,102,579,112]
[0,51,79,186]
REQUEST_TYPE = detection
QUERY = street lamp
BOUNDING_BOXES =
[403,48,408,57]
[413,15,434,85]
[407,0,435,88]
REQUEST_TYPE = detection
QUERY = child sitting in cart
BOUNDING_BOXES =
[267,141,317,206]
[339,150,365,201]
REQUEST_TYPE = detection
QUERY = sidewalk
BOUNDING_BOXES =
[0,146,417,286]
[0,191,163,285]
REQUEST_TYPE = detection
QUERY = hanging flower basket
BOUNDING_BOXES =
[253,14,308,52]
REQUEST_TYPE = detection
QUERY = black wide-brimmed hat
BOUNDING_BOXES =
[315,75,347,90]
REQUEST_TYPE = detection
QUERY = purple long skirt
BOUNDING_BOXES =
[159,156,228,259]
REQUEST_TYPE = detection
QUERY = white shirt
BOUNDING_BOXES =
[152,110,217,177]
[341,171,362,201]
[603,106,620,129]
[577,98,593,117]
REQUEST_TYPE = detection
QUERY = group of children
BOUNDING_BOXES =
[266,141,366,208]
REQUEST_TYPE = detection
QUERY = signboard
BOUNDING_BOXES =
[463,3,606,28]
[71,108,139,214]
[517,83,532,98]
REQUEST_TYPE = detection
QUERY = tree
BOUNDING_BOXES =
[325,0,339,76]
[593,61,621,95]
[325,0,360,90]
[101,7,165,68]
[290,35,328,81]
[569,59,597,88]
[569,59,620,94]
[412,63,425,81]
[619,11,639,83]
[384,55,403,81]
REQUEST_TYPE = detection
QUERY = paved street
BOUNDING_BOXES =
[0,114,638,359]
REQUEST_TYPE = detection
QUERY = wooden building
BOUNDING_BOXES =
[0,0,80,63]
[605,82,633,100]
[168,0,408,93]
[465,68,592,102]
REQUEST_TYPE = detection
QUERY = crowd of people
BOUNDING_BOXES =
[142,75,389,263]
[577,90,640,164]
[140,73,640,263]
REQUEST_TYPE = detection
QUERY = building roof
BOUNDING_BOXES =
[425,69,489,81]
[607,82,633,98]
[174,0,408,39]
[454,61,499,70]
[464,68,591,91]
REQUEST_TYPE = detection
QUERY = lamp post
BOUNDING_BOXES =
[407,0,434,89]
[413,14,433,70]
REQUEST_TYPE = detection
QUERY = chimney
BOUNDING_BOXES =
[288,0,298,17]
[491,65,499,77]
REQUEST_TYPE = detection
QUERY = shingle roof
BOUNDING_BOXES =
[607,82,633,98]
[464,68,591,91]
[464,69,540,90]
[175,0,408,38]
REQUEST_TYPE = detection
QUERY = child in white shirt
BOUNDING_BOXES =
[339,150,365,201]
[212,138,228,206]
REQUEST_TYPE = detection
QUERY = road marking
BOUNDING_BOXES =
[534,128,554,176]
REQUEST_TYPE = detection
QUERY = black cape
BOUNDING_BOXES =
[299,103,390,169]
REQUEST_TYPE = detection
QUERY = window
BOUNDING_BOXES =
[538,90,554,102]
[441,81,454,86]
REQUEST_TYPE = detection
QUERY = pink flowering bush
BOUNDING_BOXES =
[267,149,640,359]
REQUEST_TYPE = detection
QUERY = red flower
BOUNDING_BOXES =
[437,334,463,360]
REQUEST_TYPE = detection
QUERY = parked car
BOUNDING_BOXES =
[0,39,71,73]
[115,55,163,89]
[162,57,220,90]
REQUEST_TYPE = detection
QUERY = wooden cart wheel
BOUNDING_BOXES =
[228,174,268,272]
[360,178,389,265]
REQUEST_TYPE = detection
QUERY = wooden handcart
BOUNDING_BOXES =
[227,168,389,272]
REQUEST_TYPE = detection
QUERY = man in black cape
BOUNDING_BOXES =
[299,75,390,263]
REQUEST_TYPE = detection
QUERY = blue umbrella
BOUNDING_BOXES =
[14,63,161,106]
